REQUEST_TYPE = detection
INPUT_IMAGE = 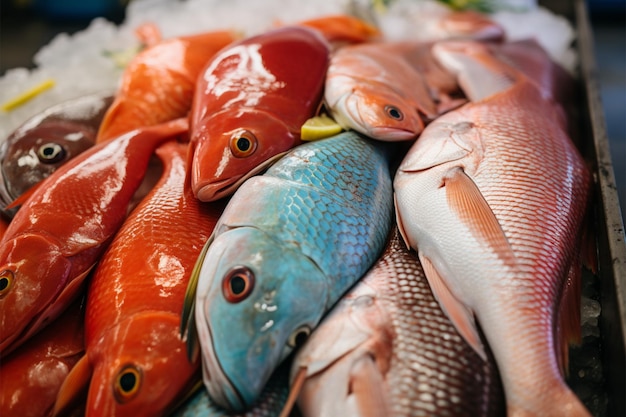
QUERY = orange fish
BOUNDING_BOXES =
[0,299,85,417]
[96,29,238,143]
[53,141,225,417]
[393,41,592,416]
[0,118,188,355]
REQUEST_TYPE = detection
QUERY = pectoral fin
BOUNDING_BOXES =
[444,167,515,267]
[53,354,92,417]
[348,354,390,417]
[180,233,214,361]
[420,255,487,361]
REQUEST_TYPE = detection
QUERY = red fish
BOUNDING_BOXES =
[53,141,225,417]
[188,26,331,202]
[96,29,238,143]
[0,299,85,417]
[0,118,188,355]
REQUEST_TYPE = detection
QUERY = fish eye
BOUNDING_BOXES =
[0,270,14,298]
[113,365,142,403]
[222,266,255,303]
[37,142,66,164]
[287,325,311,349]
[229,130,258,158]
[384,105,404,121]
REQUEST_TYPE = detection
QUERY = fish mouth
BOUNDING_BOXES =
[195,154,288,202]
[196,177,241,202]
[368,126,417,141]
[197,307,247,411]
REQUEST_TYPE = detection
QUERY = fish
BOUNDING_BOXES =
[324,41,445,142]
[53,140,225,417]
[393,40,592,416]
[187,25,331,202]
[287,227,505,417]
[322,8,507,143]
[96,29,239,143]
[0,91,114,216]
[0,299,85,417]
[182,131,395,411]
[172,362,291,417]
[0,118,188,356]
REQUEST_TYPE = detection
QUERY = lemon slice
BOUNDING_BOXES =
[301,114,344,141]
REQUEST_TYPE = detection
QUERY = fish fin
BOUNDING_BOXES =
[134,22,162,47]
[279,366,308,417]
[5,181,43,209]
[393,193,412,250]
[348,353,390,417]
[296,15,381,45]
[420,255,487,361]
[181,233,213,360]
[444,167,516,267]
[556,255,583,377]
[53,354,92,417]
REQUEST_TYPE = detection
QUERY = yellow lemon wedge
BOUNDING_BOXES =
[301,114,344,141]
[1,79,55,112]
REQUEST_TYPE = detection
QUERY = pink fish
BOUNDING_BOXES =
[393,41,592,416]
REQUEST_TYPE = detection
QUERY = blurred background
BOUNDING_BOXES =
[0,0,624,219]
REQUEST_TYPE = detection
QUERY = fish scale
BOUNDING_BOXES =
[185,131,395,412]
[292,229,505,417]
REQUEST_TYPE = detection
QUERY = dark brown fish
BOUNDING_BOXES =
[289,228,505,417]
[0,91,114,216]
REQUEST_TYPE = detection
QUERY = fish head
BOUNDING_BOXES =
[194,227,328,411]
[0,121,97,212]
[190,109,298,201]
[86,312,198,417]
[289,282,393,417]
[0,233,72,353]
[333,85,423,141]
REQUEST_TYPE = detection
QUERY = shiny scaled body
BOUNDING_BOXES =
[97,30,237,143]
[54,141,225,417]
[393,41,592,416]
[0,299,85,417]
[0,118,188,355]
[185,131,395,412]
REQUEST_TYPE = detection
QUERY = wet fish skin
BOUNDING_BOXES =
[185,131,395,412]
[0,91,114,215]
[0,299,85,417]
[0,118,188,356]
[291,228,505,417]
[53,141,225,417]
[393,41,592,416]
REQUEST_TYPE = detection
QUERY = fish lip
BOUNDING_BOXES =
[196,177,240,202]
[195,154,288,202]
[199,308,247,411]
[368,126,417,141]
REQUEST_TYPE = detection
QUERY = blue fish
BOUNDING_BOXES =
[181,131,395,412]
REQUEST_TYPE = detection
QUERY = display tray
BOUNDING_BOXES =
[556,1,626,416]
[0,1,624,416]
